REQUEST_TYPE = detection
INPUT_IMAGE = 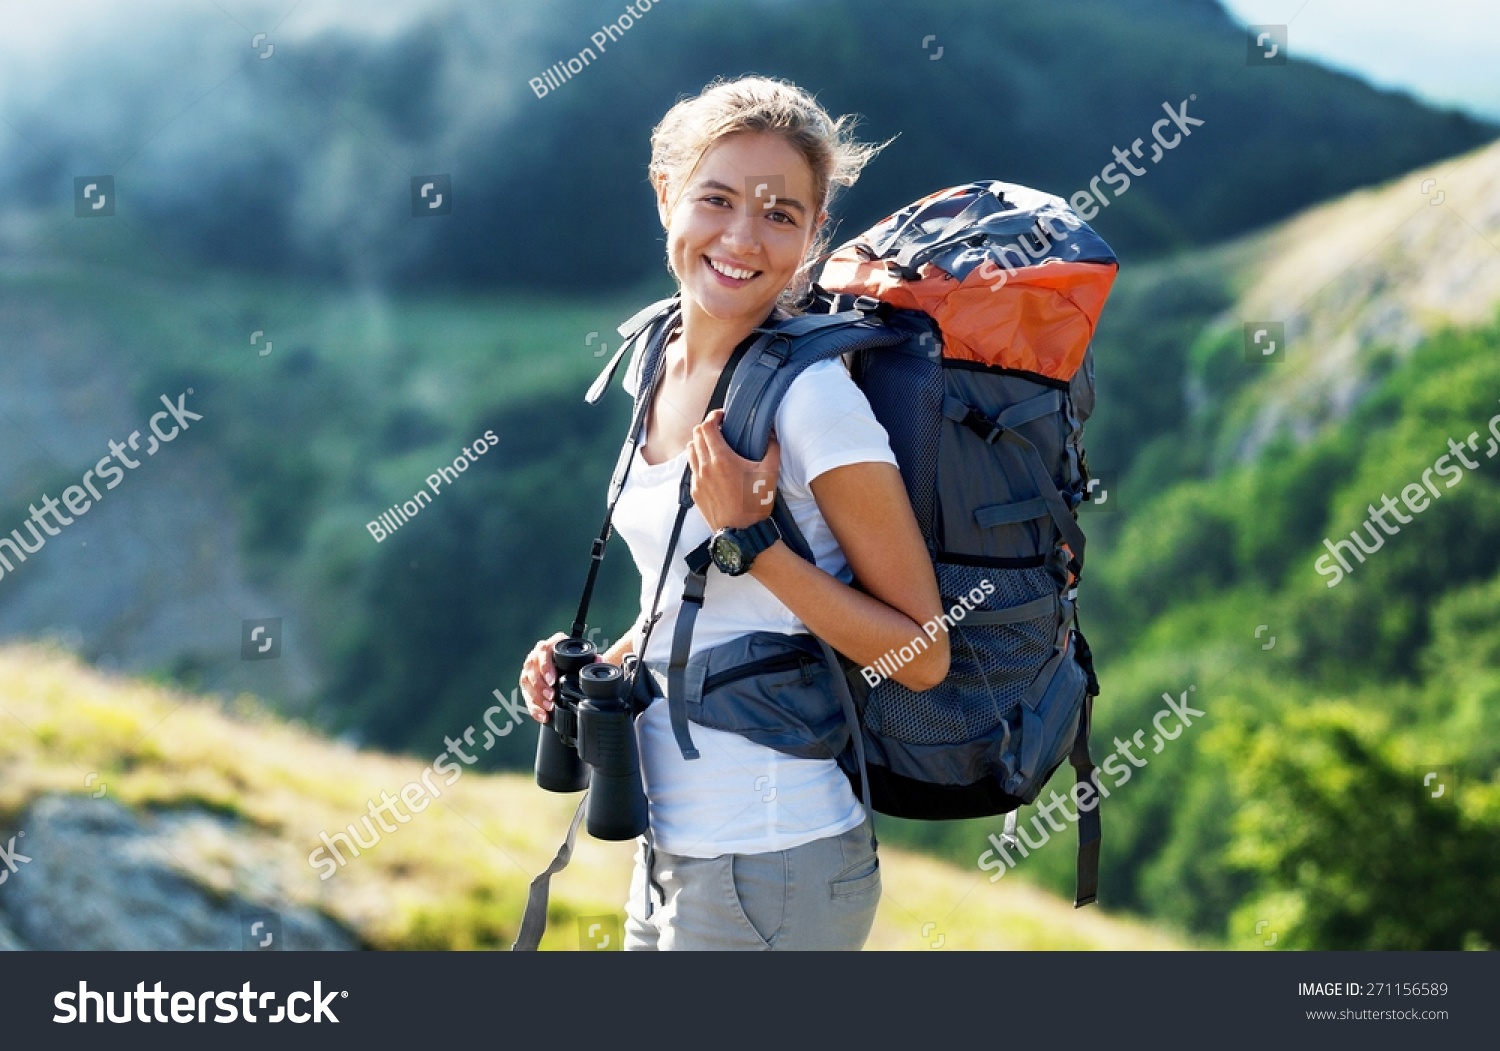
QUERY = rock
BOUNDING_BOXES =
[0,795,359,951]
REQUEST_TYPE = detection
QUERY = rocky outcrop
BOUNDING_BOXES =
[0,795,359,951]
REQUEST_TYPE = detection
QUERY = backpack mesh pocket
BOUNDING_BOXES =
[863,562,1059,746]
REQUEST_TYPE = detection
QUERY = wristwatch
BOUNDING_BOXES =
[708,518,782,576]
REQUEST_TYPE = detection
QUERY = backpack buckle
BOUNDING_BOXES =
[758,333,792,365]
[962,407,1003,444]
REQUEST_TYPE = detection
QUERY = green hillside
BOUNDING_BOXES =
[0,643,1190,950]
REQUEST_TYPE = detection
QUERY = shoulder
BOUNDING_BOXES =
[775,357,895,496]
[777,357,865,423]
[776,356,890,447]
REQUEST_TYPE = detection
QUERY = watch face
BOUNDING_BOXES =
[711,533,744,574]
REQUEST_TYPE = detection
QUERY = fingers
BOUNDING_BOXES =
[761,430,781,474]
[521,632,567,723]
[711,410,733,458]
[693,413,722,469]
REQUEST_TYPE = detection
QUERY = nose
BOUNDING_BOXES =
[721,204,761,255]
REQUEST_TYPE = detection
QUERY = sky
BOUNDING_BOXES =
[1220,0,1500,119]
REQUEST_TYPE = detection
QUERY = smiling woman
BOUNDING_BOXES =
[518,76,944,951]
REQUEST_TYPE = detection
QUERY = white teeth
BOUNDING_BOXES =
[708,258,757,281]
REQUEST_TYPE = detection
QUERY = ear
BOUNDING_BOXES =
[810,209,829,248]
[802,209,828,259]
[653,172,673,229]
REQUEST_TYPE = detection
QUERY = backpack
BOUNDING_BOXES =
[814,180,1117,904]
[514,180,1115,948]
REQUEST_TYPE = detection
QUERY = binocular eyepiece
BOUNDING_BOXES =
[534,637,649,841]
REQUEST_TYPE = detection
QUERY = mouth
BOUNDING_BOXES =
[704,256,762,284]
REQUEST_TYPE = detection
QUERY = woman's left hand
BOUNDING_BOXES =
[688,408,782,531]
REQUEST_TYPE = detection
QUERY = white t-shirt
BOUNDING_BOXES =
[611,341,898,857]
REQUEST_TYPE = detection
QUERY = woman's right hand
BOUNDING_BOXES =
[520,631,568,723]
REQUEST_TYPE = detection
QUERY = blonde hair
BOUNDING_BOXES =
[648,75,889,309]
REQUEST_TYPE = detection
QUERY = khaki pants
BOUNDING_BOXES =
[623,819,881,951]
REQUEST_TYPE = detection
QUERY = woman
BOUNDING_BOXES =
[520,76,948,950]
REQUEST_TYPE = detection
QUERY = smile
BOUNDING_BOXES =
[705,257,761,282]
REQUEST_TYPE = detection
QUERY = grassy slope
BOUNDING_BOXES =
[0,642,1189,951]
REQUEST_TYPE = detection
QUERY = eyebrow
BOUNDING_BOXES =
[698,179,808,216]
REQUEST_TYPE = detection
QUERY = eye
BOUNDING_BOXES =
[765,209,797,226]
[702,194,732,207]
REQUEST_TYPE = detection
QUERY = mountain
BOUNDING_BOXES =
[0,0,1491,292]
[1083,137,1500,495]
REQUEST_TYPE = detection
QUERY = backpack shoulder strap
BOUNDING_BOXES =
[586,294,680,406]
[717,308,908,462]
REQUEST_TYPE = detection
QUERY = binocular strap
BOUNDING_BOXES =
[511,794,588,951]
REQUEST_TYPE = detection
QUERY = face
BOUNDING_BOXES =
[655,131,824,327]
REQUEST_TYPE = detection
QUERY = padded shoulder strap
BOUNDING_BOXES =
[717,310,909,461]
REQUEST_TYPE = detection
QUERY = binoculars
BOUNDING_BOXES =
[533,637,649,841]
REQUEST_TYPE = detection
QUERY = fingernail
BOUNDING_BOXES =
[544,687,553,700]
[544,671,554,685]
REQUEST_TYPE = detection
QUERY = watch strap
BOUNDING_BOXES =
[721,516,781,574]
[738,516,782,561]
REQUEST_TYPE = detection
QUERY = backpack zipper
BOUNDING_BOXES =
[701,653,815,695]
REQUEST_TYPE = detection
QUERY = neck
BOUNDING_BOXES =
[676,297,776,373]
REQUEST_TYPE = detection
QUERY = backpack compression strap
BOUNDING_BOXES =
[1071,623,1103,907]
[943,392,1088,575]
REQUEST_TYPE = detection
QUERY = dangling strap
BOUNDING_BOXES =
[1070,691,1100,907]
[586,293,682,405]
[658,469,704,760]
[1071,622,1102,907]
[816,636,878,851]
[511,794,588,951]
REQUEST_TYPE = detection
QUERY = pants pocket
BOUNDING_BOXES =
[829,854,881,900]
[829,824,881,901]
[728,851,785,949]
